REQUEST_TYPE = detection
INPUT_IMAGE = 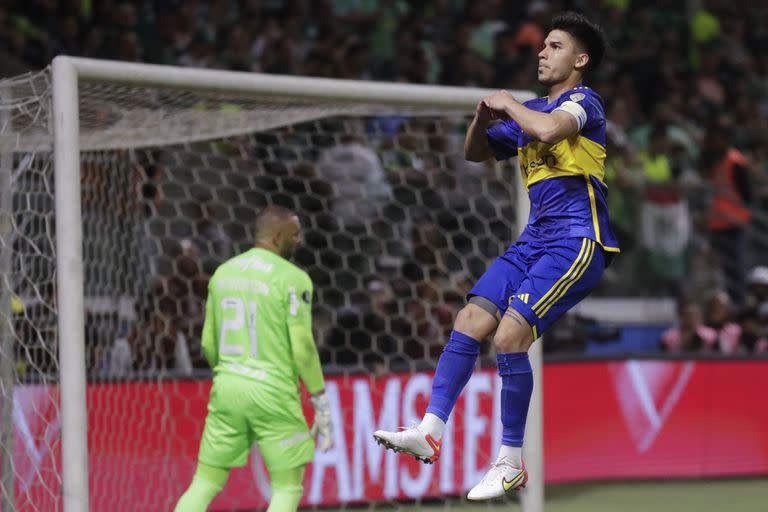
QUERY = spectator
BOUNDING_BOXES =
[638,123,690,292]
[315,132,390,232]
[105,324,134,378]
[132,308,193,376]
[745,266,768,312]
[660,298,717,354]
[701,119,752,305]
[511,1,549,59]
[178,32,215,68]
[753,303,768,353]
[6,1,768,364]
[703,289,742,354]
[221,25,255,71]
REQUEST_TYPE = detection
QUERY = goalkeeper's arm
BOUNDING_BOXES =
[287,279,332,451]
[289,322,325,395]
[201,295,218,368]
[289,319,332,451]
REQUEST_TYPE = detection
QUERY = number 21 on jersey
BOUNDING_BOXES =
[219,296,258,358]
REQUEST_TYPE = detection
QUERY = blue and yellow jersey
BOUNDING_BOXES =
[486,86,620,252]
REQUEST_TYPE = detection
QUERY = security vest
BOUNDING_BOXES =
[639,152,672,184]
[708,148,751,230]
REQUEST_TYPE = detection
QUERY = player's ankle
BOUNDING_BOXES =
[496,445,522,467]
[419,412,446,440]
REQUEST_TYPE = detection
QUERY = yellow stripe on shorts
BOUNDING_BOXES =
[536,240,595,318]
[531,238,589,316]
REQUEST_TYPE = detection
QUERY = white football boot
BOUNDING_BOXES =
[466,458,527,500]
[372,425,442,464]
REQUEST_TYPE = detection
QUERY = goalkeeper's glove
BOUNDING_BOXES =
[309,392,333,452]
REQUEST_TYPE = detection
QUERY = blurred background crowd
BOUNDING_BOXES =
[4,0,768,379]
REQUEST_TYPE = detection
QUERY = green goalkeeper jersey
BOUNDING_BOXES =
[201,247,325,394]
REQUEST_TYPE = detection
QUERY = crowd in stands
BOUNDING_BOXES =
[5,0,768,374]
[659,266,768,355]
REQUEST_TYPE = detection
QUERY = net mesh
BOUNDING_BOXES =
[1,70,60,511]
[0,68,524,510]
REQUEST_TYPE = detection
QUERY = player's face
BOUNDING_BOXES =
[537,30,587,86]
[279,215,302,259]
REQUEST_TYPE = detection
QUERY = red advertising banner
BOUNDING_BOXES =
[7,360,768,511]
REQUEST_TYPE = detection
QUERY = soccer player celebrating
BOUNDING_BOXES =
[374,12,618,500]
[175,205,333,512]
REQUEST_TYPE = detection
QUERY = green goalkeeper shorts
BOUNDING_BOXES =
[197,373,315,472]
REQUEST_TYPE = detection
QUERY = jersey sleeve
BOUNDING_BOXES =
[553,89,605,132]
[486,120,521,160]
[285,270,325,394]
[201,282,218,368]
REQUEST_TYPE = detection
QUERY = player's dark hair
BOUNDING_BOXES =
[550,11,606,72]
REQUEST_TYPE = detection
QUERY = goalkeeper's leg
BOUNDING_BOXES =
[267,465,306,512]
[174,462,229,512]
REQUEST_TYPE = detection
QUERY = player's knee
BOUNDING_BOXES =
[492,322,533,353]
[454,304,497,339]
[454,306,474,329]
[268,485,303,512]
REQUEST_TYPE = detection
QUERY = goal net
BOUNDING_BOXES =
[0,58,538,511]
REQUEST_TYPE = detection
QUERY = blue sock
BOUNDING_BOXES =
[425,331,481,422]
[497,352,533,447]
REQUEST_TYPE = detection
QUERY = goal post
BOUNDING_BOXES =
[52,56,90,512]
[20,55,542,511]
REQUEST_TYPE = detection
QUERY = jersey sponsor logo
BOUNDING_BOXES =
[302,290,311,304]
[289,287,300,316]
[570,92,586,102]
[522,154,557,172]
[235,256,273,273]
[215,277,270,295]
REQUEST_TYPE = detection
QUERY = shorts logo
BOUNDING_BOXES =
[302,290,311,304]
[279,431,310,448]
[517,293,530,304]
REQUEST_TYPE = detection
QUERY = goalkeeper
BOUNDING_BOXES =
[174,205,333,512]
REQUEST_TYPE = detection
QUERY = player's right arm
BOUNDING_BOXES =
[466,97,521,162]
[464,100,495,161]
[201,286,218,368]
[286,273,324,394]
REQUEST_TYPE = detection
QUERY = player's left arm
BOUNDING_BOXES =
[286,274,325,395]
[286,273,333,451]
[483,90,580,145]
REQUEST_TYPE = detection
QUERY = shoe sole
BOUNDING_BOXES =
[372,433,439,464]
